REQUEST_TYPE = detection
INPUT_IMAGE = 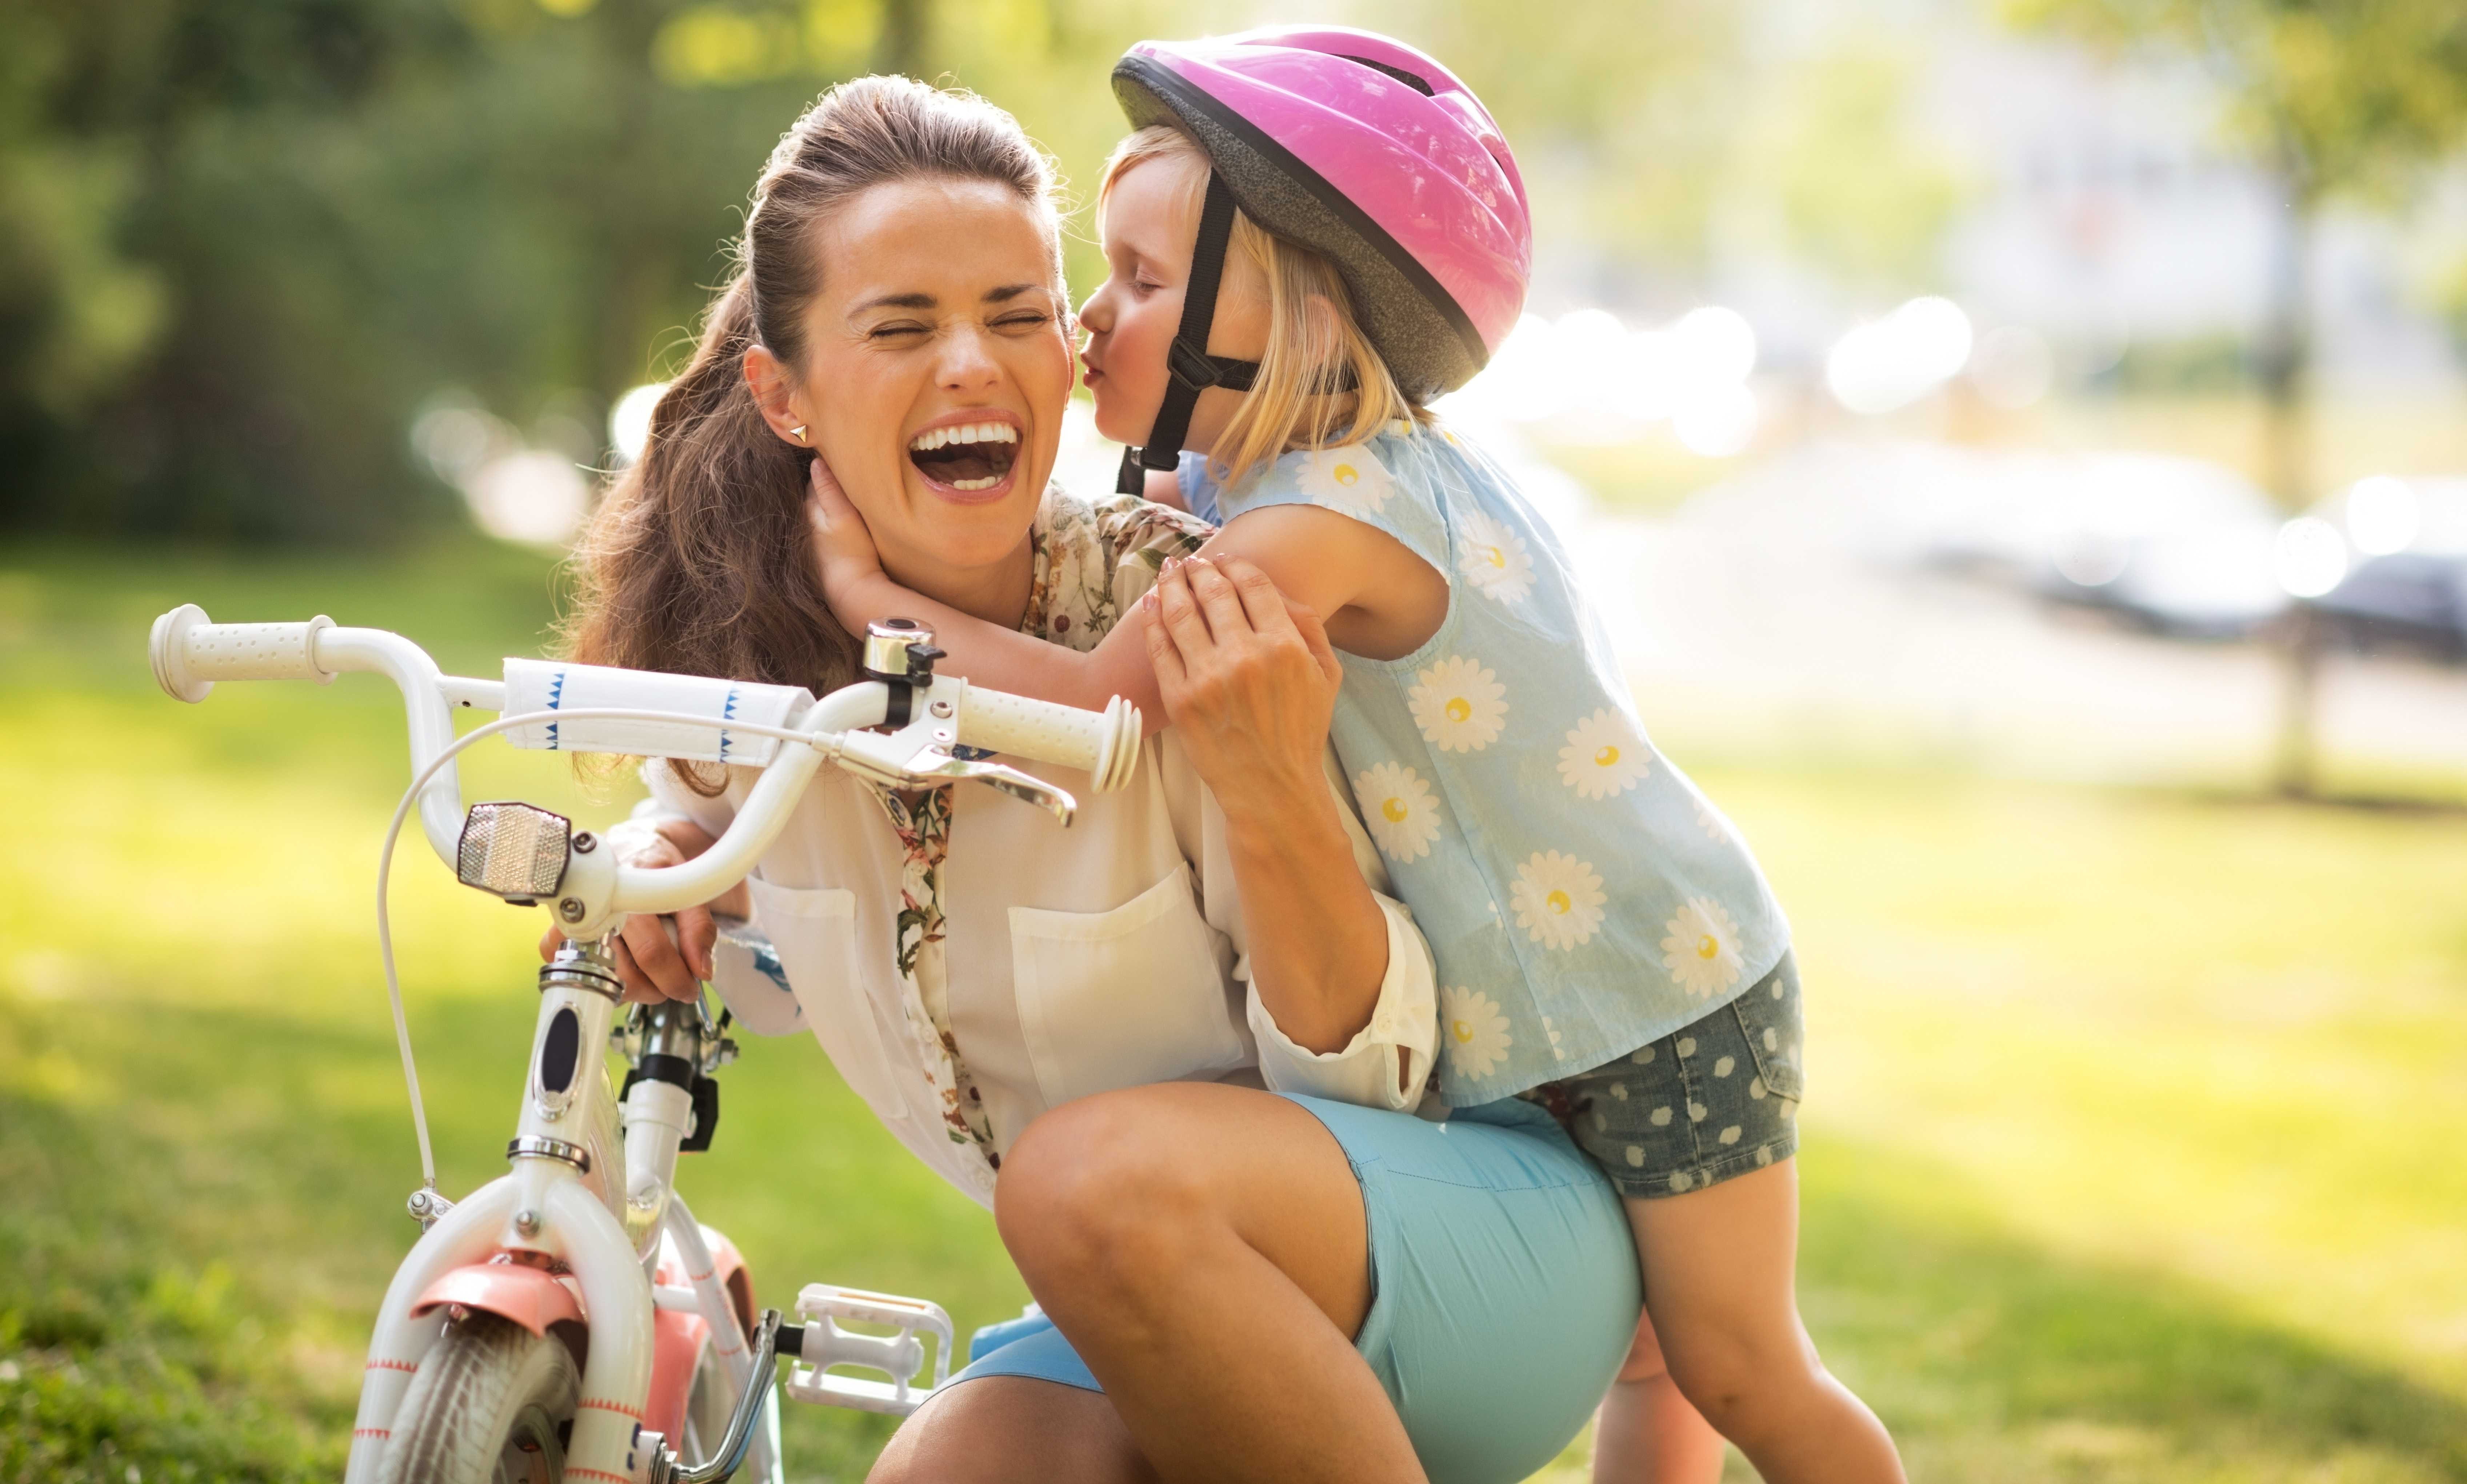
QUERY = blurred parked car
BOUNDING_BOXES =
[1682,444,2288,637]
[2306,478,2467,661]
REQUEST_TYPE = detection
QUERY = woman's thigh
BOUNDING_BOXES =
[960,1083,1639,1484]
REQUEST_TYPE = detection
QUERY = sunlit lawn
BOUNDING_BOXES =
[3,540,2463,1483]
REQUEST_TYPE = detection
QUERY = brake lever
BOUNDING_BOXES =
[901,748,1078,826]
[831,729,1079,826]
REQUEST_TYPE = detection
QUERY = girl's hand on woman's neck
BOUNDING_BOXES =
[807,454,1035,633]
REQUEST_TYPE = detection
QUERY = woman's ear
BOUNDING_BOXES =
[742,346,814,446]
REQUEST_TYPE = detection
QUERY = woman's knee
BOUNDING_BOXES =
[868,1377,1150,1484]
[996,1089,1218,1287]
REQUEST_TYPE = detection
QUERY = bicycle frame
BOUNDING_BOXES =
[148,605,1137,1484]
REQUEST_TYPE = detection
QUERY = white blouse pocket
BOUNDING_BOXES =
[1009,863,1242,1109]
[748,878,908,1120]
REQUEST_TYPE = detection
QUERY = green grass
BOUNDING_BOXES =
[4,539,2464,1482]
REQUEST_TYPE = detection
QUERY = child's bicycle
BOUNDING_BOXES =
[146,603,1143,1484]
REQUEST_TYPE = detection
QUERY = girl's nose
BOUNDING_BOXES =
[1077,286,1112,334]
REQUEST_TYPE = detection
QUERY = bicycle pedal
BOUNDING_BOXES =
[779,1283,954,1417]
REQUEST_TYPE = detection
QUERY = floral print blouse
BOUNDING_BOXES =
[863,485,1214,1162]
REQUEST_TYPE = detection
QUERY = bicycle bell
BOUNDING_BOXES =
[863,618,947,728]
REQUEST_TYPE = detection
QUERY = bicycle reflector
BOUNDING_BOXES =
[456,802,571,903]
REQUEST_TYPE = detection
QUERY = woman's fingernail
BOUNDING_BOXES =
[1141,591,1157,613]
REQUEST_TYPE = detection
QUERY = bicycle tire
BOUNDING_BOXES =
[376,1312,583,1484]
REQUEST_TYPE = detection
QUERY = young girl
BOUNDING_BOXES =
[807,29,1904,1484]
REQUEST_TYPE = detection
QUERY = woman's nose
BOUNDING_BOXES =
[936,325,1003,390]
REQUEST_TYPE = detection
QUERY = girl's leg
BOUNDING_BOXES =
[867,1376,1155,1483]
[1627,1159,1906,1484]
[1591,1306,1728,1484]
[992,1081,1426,1484]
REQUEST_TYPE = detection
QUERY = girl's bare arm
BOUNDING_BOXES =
[808,460,1444,723]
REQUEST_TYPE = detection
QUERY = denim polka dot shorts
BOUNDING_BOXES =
[1518,951,1805,1199]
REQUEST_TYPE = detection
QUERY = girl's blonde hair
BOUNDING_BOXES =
[1098,125,1426,492]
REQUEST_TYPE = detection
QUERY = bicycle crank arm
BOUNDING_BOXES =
[640,1308,783,1484]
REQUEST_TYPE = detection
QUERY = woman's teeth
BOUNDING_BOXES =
[907,418,1021,491]
[908,421,1019,453]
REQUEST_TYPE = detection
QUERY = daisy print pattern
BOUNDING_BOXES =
[1295,445,1394,512]
[1661,896,1745,999]
[1559,709,1650,799]
[1354,762,1442,862]
[1440,986,1513,1080]
[1456,509,1536,605]
[1511,851,1608,951]
[1410,655,1508,753]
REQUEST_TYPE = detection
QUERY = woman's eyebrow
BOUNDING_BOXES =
[853,291,936,313]
[851,284,1044,313]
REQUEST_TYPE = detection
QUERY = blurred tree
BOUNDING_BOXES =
[2007,0,2467,508]
[0,0,1747,542]
[0,0,872,541]
[2010,0,2467,796]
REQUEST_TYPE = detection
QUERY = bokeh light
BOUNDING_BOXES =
[611,382,667,466]
[2344,476,2418,556]
[1827,296,1975,415]
[1452,304,1760,457]
[2272,517,2348,598]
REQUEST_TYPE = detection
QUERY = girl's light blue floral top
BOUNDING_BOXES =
[1216,421,1790,1105]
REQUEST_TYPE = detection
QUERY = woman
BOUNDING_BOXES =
[561,76,1639,1484]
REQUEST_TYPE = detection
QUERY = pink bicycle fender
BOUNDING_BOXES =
[411,1262,586,1337]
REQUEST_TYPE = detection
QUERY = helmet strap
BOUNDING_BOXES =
[1118,172,1262,496]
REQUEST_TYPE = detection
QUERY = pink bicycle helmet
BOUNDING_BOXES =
[1109,27,1532,491]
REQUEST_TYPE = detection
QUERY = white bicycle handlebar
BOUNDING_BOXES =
[149,603,1142,918]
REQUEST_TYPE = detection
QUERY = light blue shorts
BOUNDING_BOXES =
[951,1092,1641,1484]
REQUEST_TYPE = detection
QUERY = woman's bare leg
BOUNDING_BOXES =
[1591,1306,1728,1484]
[1627,1160,1904,1484]
[867,1376,1155,1484]
[994,1082,1426,1484]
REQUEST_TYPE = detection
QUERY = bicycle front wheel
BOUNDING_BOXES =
[376,1312,582,1484]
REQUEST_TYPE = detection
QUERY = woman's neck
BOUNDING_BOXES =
[884,530,1037,632]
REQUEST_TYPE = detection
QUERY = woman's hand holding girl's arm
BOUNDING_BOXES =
[533,817,749,1004]
[1143,554,1389,1054]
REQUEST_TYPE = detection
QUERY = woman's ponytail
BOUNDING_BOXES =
[565,270,853,730]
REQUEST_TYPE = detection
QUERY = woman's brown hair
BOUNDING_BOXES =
[563,76,1060,771]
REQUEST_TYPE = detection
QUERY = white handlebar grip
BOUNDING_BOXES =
[149,603,336,702]
[957,689,1143,793]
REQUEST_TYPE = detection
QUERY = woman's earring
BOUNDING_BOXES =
[790,424,808,444]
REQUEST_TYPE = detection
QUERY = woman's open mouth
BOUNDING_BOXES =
[907,420,1019,493]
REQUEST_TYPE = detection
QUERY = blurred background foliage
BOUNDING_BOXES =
[0,0,1886,544]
